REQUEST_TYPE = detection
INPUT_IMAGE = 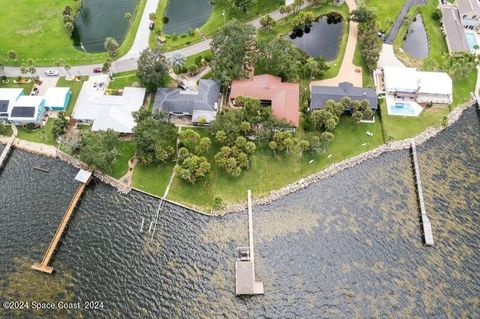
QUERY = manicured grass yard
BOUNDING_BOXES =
[110,141,136,179]
[17,119,57,146]
[0,79,34,92]
[0,0,145,66]
[108,71,140,90]
[380,101,449,141]
[132,162,176,197]
[365,0,404,33]
[167,117,384,211]
[56,76,88,116]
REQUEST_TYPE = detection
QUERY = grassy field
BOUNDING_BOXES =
[156,0,283,51]
[0,0,145,66]
[166,116,384,211]
[132,162,176,197]
[56,77,88,115]
[17,119,57,145]
[110,141,136,179]
[0,79,34,93]
[379,101,449,141]
[108,71,140,90]
[365,0,404,34]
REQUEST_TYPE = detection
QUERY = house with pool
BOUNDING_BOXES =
[440,1,480,54]
[375,67,453,117]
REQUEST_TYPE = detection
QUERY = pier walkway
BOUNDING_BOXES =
[410,139,434,246]
[235,190,264,296]
[0,126,17,169]
[32,169,92,274]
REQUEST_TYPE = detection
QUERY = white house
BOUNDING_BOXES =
[383,67,453,104]
[72,75,146,134]
[0,88,24,123]
[8,96,46,125]
[43,87,72,111]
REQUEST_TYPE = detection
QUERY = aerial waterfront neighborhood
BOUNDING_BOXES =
[0,0,478,317]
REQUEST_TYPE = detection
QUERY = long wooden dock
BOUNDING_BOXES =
[32,169,92,274]
[410,139,434,246]
[0,134,15,169]
[235,190,264,295]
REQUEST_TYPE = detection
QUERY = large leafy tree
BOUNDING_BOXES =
[257,38,303,81]
[210,21,257,87]
[178,155,211,184]
[79,129,120,173]
[214,136,256,177]
[132,108,177,165]
[229,0,253,12]
[137,48,170,91]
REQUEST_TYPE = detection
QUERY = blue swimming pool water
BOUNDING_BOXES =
[388,102,415,115]
[465,32,477,50]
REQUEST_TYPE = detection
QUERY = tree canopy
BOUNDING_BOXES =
[79,129,120,173]
[132,108,177,165]
[137,48,170,91]
[210,21,257,87]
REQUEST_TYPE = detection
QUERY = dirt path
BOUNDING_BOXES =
[310,0,363,88]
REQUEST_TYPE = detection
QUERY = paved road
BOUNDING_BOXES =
[311,0,363,88]
[4,2,309,77]
[384,0,427,44]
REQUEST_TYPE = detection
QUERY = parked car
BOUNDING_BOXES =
[93,67,102,73]
[44,70,59,76]
[30,87,39,96]
[149,22,155,30]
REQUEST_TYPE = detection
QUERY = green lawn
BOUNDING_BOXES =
[108,71,140,90]
[0,125,13,137]
[0,0,145,66]
[0,79,34,93]
[56,77,88,116]
[365,0,405,33]
[380,101,449,141]
[132,162,176,197]
[17,119,57,146]
[256,4,350,80]
[157,0,283,51]
[110,141,136,179]
[353,39,374,88]
[167,116,384,211]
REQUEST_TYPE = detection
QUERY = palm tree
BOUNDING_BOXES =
[7,50,17,64]
[104,37,119,56]
[54,59,64,75]
[320,131,334,153]
[170,52,186,73]
[269,141,277,157]
[64,63,72,78]
[20,65,28,81]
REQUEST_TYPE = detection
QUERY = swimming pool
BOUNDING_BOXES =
[388,102,416,116]
[465,32,478,50]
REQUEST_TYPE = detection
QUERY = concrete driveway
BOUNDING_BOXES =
[36,76,59,95]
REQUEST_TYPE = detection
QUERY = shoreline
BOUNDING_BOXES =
[0,99,476,215]
[215,99,477,215]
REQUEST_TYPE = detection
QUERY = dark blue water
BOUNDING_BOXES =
[0,107,479,317]
[72,0,138,52]
[403,14,429,59]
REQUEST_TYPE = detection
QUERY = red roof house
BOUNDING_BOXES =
[229,75,300,127]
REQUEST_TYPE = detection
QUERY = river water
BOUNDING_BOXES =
[0,107,479,318]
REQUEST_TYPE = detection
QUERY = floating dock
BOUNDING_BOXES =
[235,190,264,296]
[32,169,92,274]
[0,134,15,169]
[410,139,434,246]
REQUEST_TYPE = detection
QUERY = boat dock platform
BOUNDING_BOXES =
[410,139,434,246]
[32,169,92,274]
[0,134,16,169]
[235,190,264,296]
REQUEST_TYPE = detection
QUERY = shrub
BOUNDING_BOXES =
[188,28,195,36]
[213,196,223,209]
[162,16,169,24]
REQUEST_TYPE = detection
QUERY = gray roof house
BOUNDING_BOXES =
[153,80,220,124]
[441,5,470,53]
[310,82,378,111]
[457,0,480,28]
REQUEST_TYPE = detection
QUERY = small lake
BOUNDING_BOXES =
[72,0,138,53]
[163,0,213,35]
[288,14,344,60]
[402,14,429,59]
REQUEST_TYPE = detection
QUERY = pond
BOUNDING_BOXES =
[72,0,139,53]
[288,13,344,60]
[163,0,213,35]
[402,14,429,59]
